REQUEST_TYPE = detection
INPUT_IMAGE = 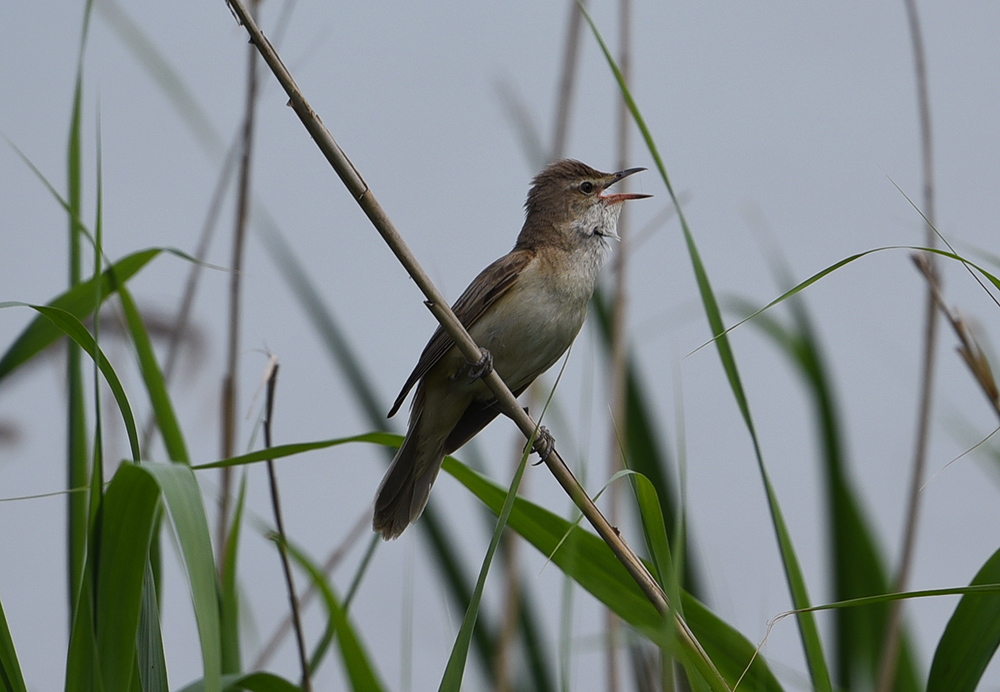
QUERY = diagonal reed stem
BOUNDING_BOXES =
[221,2,727,686]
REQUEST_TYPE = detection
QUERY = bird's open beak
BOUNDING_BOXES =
[600,167,653,205]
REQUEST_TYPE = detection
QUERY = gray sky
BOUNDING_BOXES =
[2,1,1000,690]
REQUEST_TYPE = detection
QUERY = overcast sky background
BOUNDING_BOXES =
[2,1,1000,690]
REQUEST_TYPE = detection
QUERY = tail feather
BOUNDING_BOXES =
[373,427,445,540]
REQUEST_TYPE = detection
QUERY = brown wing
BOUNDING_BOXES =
[387,248,536,418]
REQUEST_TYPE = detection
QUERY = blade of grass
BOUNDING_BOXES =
[732,289,920,692]
[142,463,222,692]
[64,0,92,624]
[0,592,28,692]
[116,283,189,463]
[279,538,385,692]
[926,546,1000,692]
[695,244,1000,357]
[628,472,678,611]
[190,432,396,470]
[137,559,169,692]
[94,463,161,692]
[219,472,248,674]
[438,446,532,692]
[446,456,779,692]
[582,8,832,688]
[0,304,140,461]
[0,248,169,381]
[178,671,300,692]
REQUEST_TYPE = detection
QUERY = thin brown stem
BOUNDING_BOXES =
[877,0,937,689]
[252,510,369,670]
[219,0,260,561]
[261,360,311,691]
[912,255,1000,420]
[221,4,728,685]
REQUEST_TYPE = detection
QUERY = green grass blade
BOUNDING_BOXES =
[926,546,1000,692]
[220,472,247,674]
[735,292,921,692]
[115,283,189,462]
[0,591,28,692]
[65,555,102,692]
[582,10,831,689]
[279,539,385,691]
[141,463,221,692]
[94,463,161,692]
[438,450,531,692]
[190,432,397,470]
[444,456,780,691]
[65,2,89,623]
[680,596,781,692]
[0,304,140,461]
[137,559,169,692]
[178,671,300,692]
[629,472,679,611]
[0,248,162,381]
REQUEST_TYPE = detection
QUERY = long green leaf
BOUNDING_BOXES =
[65,553,100,692]
[115,283,189,462]
[220,473,247,674]
[439,448,531,692]
[95,464,161,692]
[280,539,385,692]
[0,248,161,381]
[444,456,781,691]
[190,433,395,470]
[736,292,920,692]
[0,592,27,692]
[582,9,831,690]
[137,560,168,692]
[695,244,1000,356]
[0,304,140,461]
[142,463,221,692]
[629,472,678,611]
[927,546,1000,692]
[178,672,300,692]
[64,0,90,622]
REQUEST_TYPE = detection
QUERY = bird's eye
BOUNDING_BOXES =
[580,181,595,194]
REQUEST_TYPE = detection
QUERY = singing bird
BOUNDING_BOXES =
[374,159,651,539]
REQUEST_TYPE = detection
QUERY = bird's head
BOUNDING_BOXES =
[519,159,651,249]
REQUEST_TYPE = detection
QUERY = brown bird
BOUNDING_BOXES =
[374,159,651,539]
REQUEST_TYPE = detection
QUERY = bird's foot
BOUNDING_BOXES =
[528,426,555,463]
[466,347,494,381]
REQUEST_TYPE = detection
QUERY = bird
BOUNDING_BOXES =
[373,159,651,539]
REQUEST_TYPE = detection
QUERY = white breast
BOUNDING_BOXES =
[468,237,611,394]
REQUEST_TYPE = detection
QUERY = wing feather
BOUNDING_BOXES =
[387,248,535,417]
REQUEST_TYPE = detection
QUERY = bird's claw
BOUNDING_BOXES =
[466,347,494,381]
[529,426,555,463]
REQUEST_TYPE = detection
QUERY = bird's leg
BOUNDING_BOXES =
[527,426,555,463]
[464,347,494,381]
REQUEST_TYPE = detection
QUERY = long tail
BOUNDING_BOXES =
[373,422,445,540]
